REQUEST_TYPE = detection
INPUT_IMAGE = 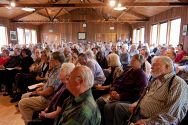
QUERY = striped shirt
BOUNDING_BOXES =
[139,72,188,124]
[55,89,101,125]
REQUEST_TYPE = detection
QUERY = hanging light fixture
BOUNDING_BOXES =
[22,7,35,12]
[113,3,127,11]
[109,0,116,7]
[10,1,16,7]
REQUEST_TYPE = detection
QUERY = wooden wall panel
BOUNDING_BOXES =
[132,7,188,52]
[39,22,132,44]
[0,17,39,45]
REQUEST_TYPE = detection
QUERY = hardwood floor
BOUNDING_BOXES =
[0,93,24,125]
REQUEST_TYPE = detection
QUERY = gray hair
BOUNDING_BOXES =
[85,50,95,59]
[152,56,174,72]
[51,51,65,64]
[107,53,121,67]
[75,65,94,88]
[61,63,75,75]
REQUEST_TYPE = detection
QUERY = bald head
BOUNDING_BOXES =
[67,65,94,97]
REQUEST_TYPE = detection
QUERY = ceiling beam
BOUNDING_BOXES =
[1,2,188,8]
[11,8,43,20]
[36,11,49,19]
[11,18,149,23]
[45,8,52,20]
[51,8,63,21]
[125,9,149,19]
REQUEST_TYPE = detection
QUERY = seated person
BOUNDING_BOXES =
[113,56,188,125]
[28,63,75,125]
[3,48,33,96]
[78,53,106,86]
[0,49,10,66]
[11,50,50,102]
[96,54,148,125]
[18,51,65,125]
[93,53,123,99]
[54,66,101,125]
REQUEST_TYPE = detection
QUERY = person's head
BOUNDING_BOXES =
[107,53,121,67]
[121,44,128,53]
[67,66,94,97]
[59,63,75,84]
[151,56,174,78]
[140,48,149,59]
[165,50,176,61]
[41,50,50,63]
[2,49,9,57]
[85,50,95,59]
[49,51,65,69]
[21,48,32,58]
[72,48,79,58]
[160,46,167,56]
[130,54,145,70]
[78,53,88,65]
[34,48,41,59]
[177,44,184,51]
[13,47,21,55]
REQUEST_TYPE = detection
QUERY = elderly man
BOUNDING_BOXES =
[19,51,64,125]
[113,56,188,125]
[78,53,106,85]
[54,66,101,125]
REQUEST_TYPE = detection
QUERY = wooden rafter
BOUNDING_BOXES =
[51,8,63,21]
[87,0,91,3]
[0,2,188,8]
[67,0,71,3]
[11,18,149,23]
[35,11,49,19]
[45,8,52,20]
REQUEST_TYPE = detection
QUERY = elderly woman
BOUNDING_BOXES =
[97,54,148,125]
[28,63,75,125]
[0,49,10,65]
[96,53,123,90]
[93,53,123,99]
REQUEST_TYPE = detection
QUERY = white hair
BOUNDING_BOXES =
[152,56,174,72]
[107,53,121,67]
[61,63,75,75]
[76,66,94,88]
[85,50,95,59]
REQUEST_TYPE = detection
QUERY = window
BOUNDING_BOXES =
[25,29,32,44]
[151,24,158,45]
[159,22,167,45]
[0,26,8,48]
[31,30,37,44]
[169,18,181,47]
[140,28,145,43]
[17,28,25,45]
[17,28,37,45]
[133,29,137,44]
[136,29,140,43]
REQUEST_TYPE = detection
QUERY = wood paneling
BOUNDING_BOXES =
[132,7,188,52]
[0,17,39,45]
[39,22,132,43]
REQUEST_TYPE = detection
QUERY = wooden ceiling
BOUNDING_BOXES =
[0,0,187,25]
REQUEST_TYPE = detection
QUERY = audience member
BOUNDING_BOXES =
[18,51,64,125]
[113,56,188,125]
[54,66,101,125]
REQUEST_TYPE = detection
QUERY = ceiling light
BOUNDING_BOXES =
[22,7,35,12]
[109,0,116,7]
[10,1,16,7]
[114,3,127,11]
